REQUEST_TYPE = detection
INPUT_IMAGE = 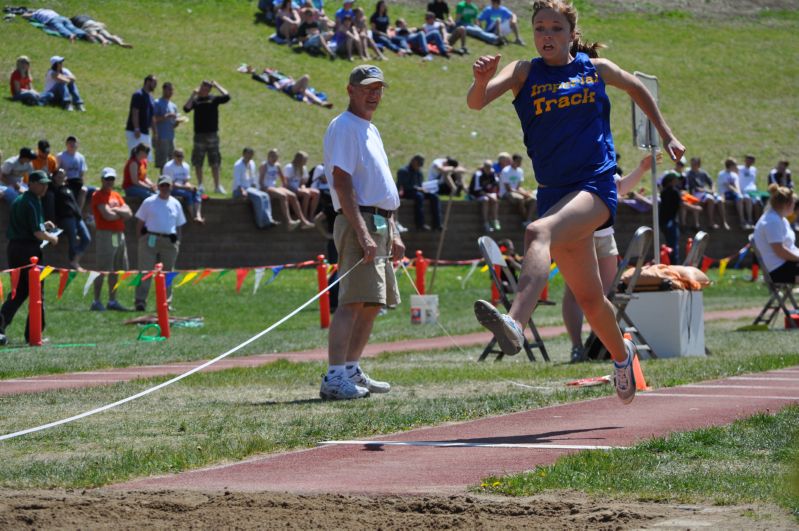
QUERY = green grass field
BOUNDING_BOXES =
[1,1,797,196]
[1,0,798,514]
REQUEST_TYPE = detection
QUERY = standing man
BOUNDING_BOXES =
[153,82,180,171]
[133,176,186,311]
[183,80,231,194]
[0,171,58,346]
[125,74,157,155]
[90,168,133,311]
[320,65,404,400]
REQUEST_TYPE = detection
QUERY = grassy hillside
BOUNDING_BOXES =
[1,1,797,193]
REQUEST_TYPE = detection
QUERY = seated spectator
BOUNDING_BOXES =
[660,157,701,229]
[717,157,754,229]
[353,7,386,61]
[275,0,301,41]
[687,157,728,230]
[43,168,90,270]
[123,143,156,199]
[42,56,85,112]
[469,160,500,232]
[334,0,355,26]
[233,147,278,229]
[69,14,132,47]
[500,153,534,226]
[91,167,133,312]
[163,149,204,224]
[753,184,799,283]
[9,56,51,106]
[22,8,92,42]
[32,139,58,178]
[397,154,442,231]
[423,9,467,55]
[258,148,312,230]
[428,156,465,196]
[1,147,35,204]
[310,162,336,237]
[478,0,523,45]
[57,136,93,213]
[768,160,792,188]
[296,8,336,60]
[455,0,501,45]
[369,1,410,56]
[739,154,765,220]
[332,15,362,61]
[284,151,320,222]
[394,19,435,59]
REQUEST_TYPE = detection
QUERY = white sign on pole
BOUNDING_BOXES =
[631,72,659,149]
[631,72,661,263]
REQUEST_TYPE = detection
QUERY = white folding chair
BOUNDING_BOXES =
[477,236,551,362]
[750,234,799,329]
[683,230,709,267]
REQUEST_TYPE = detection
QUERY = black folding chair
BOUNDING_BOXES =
[477,236,552,362]
[582,226,658,360]
[683,230,709,267]
[750,234,799,329]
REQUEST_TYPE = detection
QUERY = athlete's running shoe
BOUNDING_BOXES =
[474,300,524,355]
[349,367,391,394]
[614,339,637,404]
[320,373,370,400]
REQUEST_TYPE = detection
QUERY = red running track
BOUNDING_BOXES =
[118,366,799,495]
[0,307,759,397]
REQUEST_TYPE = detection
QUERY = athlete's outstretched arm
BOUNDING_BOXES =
[594,58,685,161]
[467,55,528,110]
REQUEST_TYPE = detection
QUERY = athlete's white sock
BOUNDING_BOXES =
[327,364,346,378]
[345,361,361,377]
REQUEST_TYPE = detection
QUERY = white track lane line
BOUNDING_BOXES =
[684,384,799,390]
[639,393,799,400]
[729,376,799,381]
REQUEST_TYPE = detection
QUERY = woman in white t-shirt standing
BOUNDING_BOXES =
[283,151,320,223]
[753,183,799,283]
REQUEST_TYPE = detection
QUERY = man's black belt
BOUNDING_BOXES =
[147,231,176,238]
[347,206,394,218]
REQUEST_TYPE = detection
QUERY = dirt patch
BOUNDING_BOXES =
[0,488,795,530]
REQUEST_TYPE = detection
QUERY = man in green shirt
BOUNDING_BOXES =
[456,0,501,45]
[0,170,59,346]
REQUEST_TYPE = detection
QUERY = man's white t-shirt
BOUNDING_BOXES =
[753,208,797,272]
[135,194,187,234]
[232,158,257,191]
[44,67,74,92]
[323,110,399,212]
[500,165,524,196]
[738,164,758,193]
[162,160,191,185]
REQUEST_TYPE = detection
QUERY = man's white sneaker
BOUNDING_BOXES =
[320,373,369,400]
[349,367,390,394]
[614,339,637,404]
[474,300,523,355]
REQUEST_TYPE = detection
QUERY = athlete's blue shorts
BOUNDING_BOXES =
[536,171,617,230]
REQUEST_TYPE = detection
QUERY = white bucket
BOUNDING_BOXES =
[410,294,439,324]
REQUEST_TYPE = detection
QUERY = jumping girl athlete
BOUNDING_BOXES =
[467,0,685,404]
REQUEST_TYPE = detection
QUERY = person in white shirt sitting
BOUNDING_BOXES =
[162,149,204,224]
[232,147,278,229]
[753,183,799,284]
[717,157,754,229]
[500,153,535,227]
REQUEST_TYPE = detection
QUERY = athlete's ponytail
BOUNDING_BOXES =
[767,183,795,211]
[533,1,606,58]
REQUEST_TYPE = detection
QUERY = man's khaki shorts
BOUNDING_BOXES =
[95,230,129,271]
[334,213,400,307]
[593,233,618,259]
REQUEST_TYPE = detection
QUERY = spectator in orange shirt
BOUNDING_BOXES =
[90,167,133,311]
[32,139,58,178]
[123,143,156,199]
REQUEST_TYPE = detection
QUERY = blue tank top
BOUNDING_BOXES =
[512,53,616,187]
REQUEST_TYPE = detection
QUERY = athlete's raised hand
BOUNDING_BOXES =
[663,136,686,163]
[472,54,502,83]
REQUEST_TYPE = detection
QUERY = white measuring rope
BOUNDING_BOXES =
[398,261,549,392]
[0,258,365,442]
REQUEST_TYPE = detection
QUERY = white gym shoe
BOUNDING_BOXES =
[349,367,390,394]
[320,373,369,400]
[614,339,637,405]
[474,300,523,355]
